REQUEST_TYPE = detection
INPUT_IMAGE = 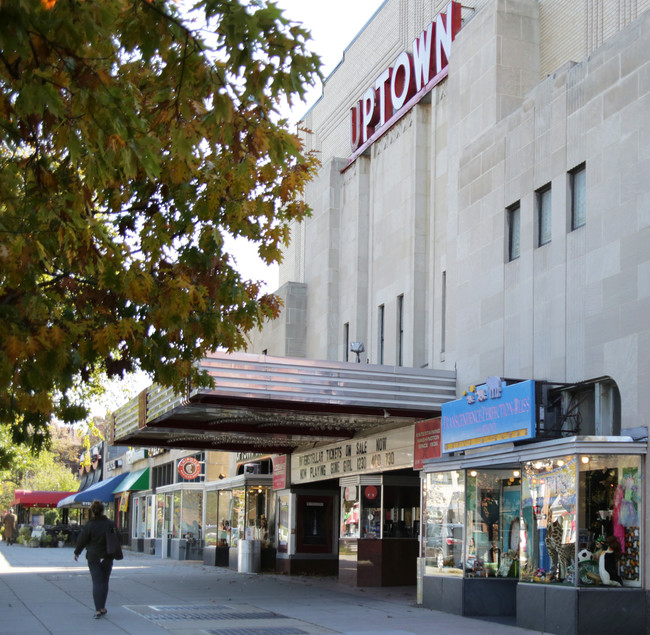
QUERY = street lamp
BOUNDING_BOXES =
[350,342,365,363]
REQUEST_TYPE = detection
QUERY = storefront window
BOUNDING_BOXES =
[132,497,140,539]
[246,485,273,546]
[423,470,464,575]
[231,488,245,546]
[205,491,218,547]
[521,456,576,583]
[145,495,153,538]
[578,454,642,588]
[278,495,289,553]
[163,493,172,538]
[181,490,202,540]
[360,485,381,538]
[466,469,521,578]
[218,490,232,546]
[383,485,419,538]
[341,486,359,538]
[172,491,181,538]
[155,496,164,538]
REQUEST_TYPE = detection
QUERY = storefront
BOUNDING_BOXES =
[420,379,646,634]
[275,425,422,584]
[131,453,207,559]
[203,473,275,569]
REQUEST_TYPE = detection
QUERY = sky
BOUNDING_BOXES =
[225,0,386,292]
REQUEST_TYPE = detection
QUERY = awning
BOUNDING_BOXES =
[12,490,76,508]
[112,468,149,494]
[111,351,457,454]
[57,473,128,507]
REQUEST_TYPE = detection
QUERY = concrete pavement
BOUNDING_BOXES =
[0,540,544,634]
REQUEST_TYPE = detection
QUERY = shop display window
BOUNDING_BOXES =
[217,490,232,546]
[230,487,245,546]
[466,469,521,578]
[278,495,290,553]
[155,496,164,539]
[172,491,181,538]
[521,456,577,584]
[246,485,273,546]
[204,491,218,546]
[423,470,465,575]
[383,485,419,538]
[341,486,359,538]
[577,454,642,588]
[181,490,202,540]
[360,485,381,538]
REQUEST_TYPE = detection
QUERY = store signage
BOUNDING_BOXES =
[126,448,147,464]
[414,417,441,468]
[273,455,288,490]
[290,426,414,484]
[348,1,461,158]
[441,379,536,453]
[178,456,201,480]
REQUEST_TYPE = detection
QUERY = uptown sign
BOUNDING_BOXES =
[348,1,461,160]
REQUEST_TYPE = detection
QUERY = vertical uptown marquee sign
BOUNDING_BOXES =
[347,1,462,162]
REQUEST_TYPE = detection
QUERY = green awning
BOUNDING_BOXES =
[112,467,149,494]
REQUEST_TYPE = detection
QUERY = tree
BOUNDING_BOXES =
[0,0,321,464]
[0,424,80,512]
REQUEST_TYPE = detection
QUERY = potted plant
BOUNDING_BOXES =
[18,526,32,546]
[56,532,68,547]
[41,534,53,547]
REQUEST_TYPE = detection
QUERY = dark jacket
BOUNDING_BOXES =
[74,516,117,561]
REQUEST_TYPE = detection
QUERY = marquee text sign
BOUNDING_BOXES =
[349,1,461,158]
[290,426,415,484]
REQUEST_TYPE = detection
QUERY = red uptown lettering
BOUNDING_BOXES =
[349,1,461,154]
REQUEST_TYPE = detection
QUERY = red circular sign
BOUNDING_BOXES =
[364,486,378,500]
[178,457,201,480]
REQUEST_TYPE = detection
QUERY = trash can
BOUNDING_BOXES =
[237,539,261,573]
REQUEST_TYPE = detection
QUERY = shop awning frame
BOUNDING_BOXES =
[57,473,129,507]
[111,351,456,454]
[12,490,76,508]
[112,468,150,494]
[420,435,647,474]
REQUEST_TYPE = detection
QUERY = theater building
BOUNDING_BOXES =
[112,0,650,632]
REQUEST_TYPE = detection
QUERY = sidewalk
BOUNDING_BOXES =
[0,541,543,635]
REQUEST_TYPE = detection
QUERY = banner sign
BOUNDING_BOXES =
[414,417,441,468]
[441,379,535,453]
[273,455,288,490]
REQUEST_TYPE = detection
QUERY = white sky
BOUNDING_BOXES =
[225,0,386,292]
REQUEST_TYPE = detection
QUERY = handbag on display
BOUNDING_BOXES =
[106,526,124,560]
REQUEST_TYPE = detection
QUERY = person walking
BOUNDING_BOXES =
[2,507,17,545]
[73,500,118,619]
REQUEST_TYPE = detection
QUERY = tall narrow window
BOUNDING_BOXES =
[441,271,447,355]
[378,305,385,365]
[343,323,350,362]
[537,184,552,246]
[397,294,404,367]
[507,203,520,261]
[571,164,586,230]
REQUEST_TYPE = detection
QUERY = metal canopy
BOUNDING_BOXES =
[112,352,456,454]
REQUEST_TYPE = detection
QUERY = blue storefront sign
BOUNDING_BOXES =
[441,379,535,453]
